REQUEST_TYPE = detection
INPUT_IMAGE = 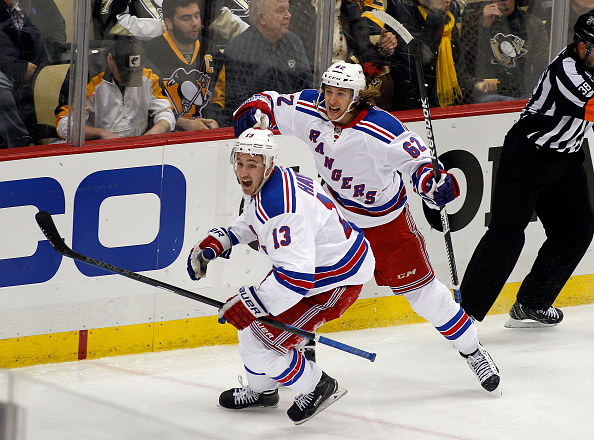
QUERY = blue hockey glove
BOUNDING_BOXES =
[233,95,274,137]
[432,173,460,206]
[413,164,460,209]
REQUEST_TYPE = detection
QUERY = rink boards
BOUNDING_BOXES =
[1,107,593,367]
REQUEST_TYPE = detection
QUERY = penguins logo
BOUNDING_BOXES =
[164,68,212,117]
[490,33,527,70]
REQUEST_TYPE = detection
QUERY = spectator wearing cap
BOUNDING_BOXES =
[55,37,176,140]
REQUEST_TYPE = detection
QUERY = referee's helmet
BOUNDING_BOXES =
[574,10,594,48]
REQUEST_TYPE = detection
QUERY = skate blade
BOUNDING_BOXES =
[504,317,558,328]
[293,388,348,425]
[217,403,279,410]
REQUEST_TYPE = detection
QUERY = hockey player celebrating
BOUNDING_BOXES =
[232,61,501,392]
[187,128,376,424]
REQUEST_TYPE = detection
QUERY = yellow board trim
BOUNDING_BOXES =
[2,274,593,368]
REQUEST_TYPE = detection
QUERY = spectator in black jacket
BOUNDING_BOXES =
[387,0,463,110]
[0,0,49,148]
[458,0,549,103]
[222,0,313,115]
[288,0,396,110]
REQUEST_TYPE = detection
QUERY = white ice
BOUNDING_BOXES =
[5,303,593,440]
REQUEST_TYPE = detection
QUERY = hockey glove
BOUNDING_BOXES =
[187,227,233,280]
[233,95,274,137]
[433,173,460,207]
[218,286,269,330]
[413,164,460,209]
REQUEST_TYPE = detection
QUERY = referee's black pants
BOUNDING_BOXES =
[460,125,594,321]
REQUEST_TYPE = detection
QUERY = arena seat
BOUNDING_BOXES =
[32,63,70,141]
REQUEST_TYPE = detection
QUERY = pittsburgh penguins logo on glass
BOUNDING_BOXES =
[164,68,212,118]
[490,33,528,70]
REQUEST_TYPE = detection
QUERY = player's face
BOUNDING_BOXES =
[168,3,202,45]
[235,153,267,195]
[324,85,353,122]
[259,0,291,42]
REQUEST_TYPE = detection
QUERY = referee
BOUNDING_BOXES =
[460,10,594,327]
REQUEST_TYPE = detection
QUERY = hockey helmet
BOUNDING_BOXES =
[574,10,594,50]
[316,61,366,121]
[321,61,367,100]
[231,128,278,192]
[231,128,278,167]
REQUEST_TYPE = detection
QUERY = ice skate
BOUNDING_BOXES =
[219,376,279,409]
[461,344,500,392]
[287,372,347,425]
[504,301,563,328]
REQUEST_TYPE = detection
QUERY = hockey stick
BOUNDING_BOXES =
[35,211,376,362]
[371,9,462,303]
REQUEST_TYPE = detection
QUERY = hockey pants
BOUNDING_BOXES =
[362,207,479,355]
[237,285,361,394]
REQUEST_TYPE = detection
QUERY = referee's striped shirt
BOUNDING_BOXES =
[519,45,594,153]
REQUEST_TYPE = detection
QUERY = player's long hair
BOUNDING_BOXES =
[350,79,382,113]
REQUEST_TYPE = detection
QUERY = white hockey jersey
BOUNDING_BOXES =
[227,166,375,316]
[255,89,439,228]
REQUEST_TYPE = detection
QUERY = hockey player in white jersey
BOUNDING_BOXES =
[187,128,375,424]
[232,61,501,392]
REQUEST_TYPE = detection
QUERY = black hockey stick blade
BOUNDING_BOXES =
[35,210,222,308]
[35,211,376,361]
[35,210,71,256]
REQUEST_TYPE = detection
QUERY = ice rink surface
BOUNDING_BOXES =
[9,303,594,440]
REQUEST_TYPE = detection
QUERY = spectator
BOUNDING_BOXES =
[144,0,225,130]
[458,0,549,103]
[289,0,395,65]
[222,0,313,115]
[207,0,250,51]
[25,0,67,62]
[0,0,50,148]
[55,37,175,140]
[95,0,165,41]
[289,0,397,109]
[387,0,463,110]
